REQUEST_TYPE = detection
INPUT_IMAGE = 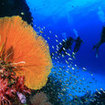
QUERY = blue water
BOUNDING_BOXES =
[26,0,105,104]
[26,0,105,74]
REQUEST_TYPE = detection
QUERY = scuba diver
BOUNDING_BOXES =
[93,6,105,58]
[57,36,83,56]
[93,26,105,58]
[51,29,83,57]
[57,37,74,55]
[58,29,83,55]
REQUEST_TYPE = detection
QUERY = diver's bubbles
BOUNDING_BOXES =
[97,6,105,23]
[73,28,79,39]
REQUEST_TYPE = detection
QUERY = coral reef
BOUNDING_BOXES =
[40,76,63,105]
[90,89,105,105]
[0,63,31,104]
[30,92,52,105]
[0,16,52,104]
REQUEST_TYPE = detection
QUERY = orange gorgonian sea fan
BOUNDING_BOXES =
[0,16,52,90]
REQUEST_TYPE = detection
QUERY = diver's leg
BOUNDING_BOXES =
[96,48,99,58]
[57,47,63,55]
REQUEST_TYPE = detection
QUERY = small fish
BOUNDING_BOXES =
[21,12,24,15]
[40,30,43,33]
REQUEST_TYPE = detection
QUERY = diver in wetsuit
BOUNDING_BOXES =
[57,37,74,55]
[51,29,83,57]
[57,34,83,56]
[93,26,105,58]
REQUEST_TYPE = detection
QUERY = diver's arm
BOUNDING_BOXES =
[93,41,102,49]
[73,29,79,39]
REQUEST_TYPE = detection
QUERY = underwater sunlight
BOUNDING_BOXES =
[0,0,105,105]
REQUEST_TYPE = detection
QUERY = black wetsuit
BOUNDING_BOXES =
[0,0,33,25]
[93,26,105,57]
[58,37,74,54]
[100,26,105,43]
[93,26,105,49]
[73,37,83,53]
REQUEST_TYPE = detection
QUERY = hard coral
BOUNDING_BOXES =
[30,92,52,105]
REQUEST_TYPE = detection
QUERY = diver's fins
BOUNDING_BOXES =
[96,53,99,58]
